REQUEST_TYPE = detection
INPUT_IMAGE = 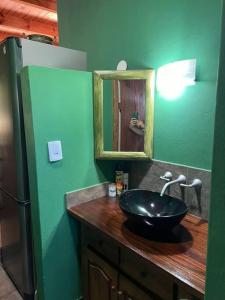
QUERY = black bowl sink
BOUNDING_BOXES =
[119,189,188,230]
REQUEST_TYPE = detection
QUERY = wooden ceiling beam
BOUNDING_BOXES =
[18,0,56,10]
[0,14,57,38]
[0,24,56,37]
[0,30,58,44]
[0,0,58,43]
[0,0,57,22]
[0,32,14,42]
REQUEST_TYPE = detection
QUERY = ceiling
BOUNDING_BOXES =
[0,0,58,44]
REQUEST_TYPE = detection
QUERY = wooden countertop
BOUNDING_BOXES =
[68,197,207,296]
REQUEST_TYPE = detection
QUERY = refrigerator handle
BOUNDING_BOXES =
[0,186,29,205]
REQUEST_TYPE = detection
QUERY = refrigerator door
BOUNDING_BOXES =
[0,190,34,298]
[0,38,35,298]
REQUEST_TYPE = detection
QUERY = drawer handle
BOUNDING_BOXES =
[110,285,117,298]
[118,290,124,300]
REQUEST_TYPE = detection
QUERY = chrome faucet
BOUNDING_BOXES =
[160,171,173,195]
[160,174,186,197]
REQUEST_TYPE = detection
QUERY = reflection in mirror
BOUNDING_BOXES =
[94,69,154,160]
[103,80,113,151]
[103,80,146,152]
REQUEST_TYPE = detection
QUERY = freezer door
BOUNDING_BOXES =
[21,38,87,70]
[0,38,30,203]
[0,189,34,298]
[0,40,19,198]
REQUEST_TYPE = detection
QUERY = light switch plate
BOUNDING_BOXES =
[48,141,63,162]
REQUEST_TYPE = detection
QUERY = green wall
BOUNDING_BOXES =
[57,0,223,170]
[21,66,112,300]
[206,1,225,298]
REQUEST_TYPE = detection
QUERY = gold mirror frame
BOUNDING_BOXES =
[93,69,155,160]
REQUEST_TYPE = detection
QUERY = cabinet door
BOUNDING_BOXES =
[82,247,118,300]
[119,275,157,300]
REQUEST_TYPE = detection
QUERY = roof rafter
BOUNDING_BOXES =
[0,0,58,43]
[0,0,57,22]
[19,0,56,11]
[0,14,58,40]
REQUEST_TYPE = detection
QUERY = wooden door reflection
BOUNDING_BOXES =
[113,80,146,152]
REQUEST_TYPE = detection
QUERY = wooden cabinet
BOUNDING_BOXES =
[82,247,157,300]
[81,224,204,300]
[82,248,118,300]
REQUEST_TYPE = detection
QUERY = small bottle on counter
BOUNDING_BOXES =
[116,181,123,196]
[115,165,123,196]
[123,172,129,192]
[108,183,116,198]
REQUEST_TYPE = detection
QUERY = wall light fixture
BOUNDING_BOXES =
[157,59,196,100]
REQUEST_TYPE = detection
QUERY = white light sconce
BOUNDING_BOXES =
[157,59,196,100]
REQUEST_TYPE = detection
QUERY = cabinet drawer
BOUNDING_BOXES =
[176,283,203,300]
[82,225,119,265]
[119,274,158,300]
[120,248,174,300]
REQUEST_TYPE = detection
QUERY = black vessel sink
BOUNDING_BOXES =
[119,189,188,230]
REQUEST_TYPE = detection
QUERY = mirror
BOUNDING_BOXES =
[94,70,154,160]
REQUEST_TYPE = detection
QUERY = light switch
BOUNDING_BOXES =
[48,141,63,162]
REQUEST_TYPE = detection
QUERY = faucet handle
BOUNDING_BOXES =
[180,178,202,189]
[176,174,186,183]
[160,171,173,182]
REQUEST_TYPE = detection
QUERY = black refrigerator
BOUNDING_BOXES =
[0,37,86,299]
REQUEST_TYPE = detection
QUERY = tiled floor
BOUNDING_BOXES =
[0,265,22,300]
